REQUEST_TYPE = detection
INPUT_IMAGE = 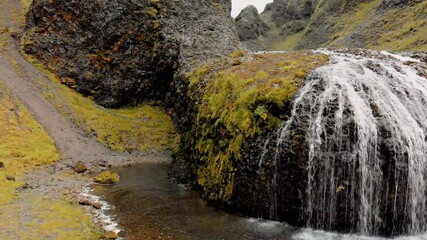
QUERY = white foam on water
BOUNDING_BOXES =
[80,187,122,237]
[294,229,427,240]
[380,51,421,63]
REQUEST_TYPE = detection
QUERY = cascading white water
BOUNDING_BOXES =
[272,49,427,235]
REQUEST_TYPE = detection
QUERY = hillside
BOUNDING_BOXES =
[236,0,427,52]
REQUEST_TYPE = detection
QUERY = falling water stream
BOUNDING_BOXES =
[271,50,427,235]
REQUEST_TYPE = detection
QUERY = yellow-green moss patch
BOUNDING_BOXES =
[272,32,304,51]
[189,51,329,202]
[94,171,120,184]
[0,83,58,204]
[0,197,99,239]
[325,0,426,51]
[21,54,178,152]
[367,0,427,51]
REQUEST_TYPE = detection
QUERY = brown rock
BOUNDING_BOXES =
[6,175,15,181]
[16,183,29,191]
[92,202,102,209]
[74,162,87,173]
[0,161,4,168]
[79,199,102,209]
[100,231,118,239]
[79,199,92,206]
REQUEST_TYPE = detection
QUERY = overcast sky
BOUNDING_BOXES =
[231,0,273,17]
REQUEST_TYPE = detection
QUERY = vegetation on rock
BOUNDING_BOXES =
[94,171,120,184]
[187,51,328,201]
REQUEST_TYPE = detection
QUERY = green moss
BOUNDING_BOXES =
[272,32,304,51]
[367,1,427,51]
[0,197,100,239]
[0,83,98,239]
[189,51,329,202]
[0,83,59,204]
[94,171,120,184]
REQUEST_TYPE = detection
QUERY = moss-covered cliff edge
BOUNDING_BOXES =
[178,51,328,203]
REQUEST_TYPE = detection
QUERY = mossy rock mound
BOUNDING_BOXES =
[94,171,120,185]
[172,50,328,212]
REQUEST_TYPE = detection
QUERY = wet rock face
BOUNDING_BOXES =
[181,49,427,236]
[23,0,239,108]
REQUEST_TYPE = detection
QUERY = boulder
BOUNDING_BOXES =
[235,5,270,51]
[73,162,87,173]
[94,171,120,184]
[6,175,15,181]
[235,6,269,40]
[23,0,240,108]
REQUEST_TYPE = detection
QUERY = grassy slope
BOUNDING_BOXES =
[0,1,172,239]
[0,83,58,203]
[22,54,178,153]
[328,0,427,51]
[268,0,427,52]
[0,84,98,239]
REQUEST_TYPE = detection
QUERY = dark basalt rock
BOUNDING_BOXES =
[234,0,316,51]
[23,0,239,108]
[235,6,269,41]
[234,5,270,51]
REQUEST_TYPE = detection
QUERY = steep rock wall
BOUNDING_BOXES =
[23,0,240,108]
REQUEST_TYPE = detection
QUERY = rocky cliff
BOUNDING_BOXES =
[234,6,270,51]
[23,0,239,108]
[236,0,426,52]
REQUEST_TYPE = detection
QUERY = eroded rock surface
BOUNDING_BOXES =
[235,5,269,51]
[23,0,239,108]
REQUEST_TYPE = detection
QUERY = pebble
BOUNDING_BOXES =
[6,175,15,181]
[101,231,118,239]
[74,162,88,173]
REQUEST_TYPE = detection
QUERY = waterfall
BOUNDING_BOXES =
[271,49,427,236]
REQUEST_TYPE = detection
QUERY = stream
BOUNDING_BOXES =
[92,163,427,240]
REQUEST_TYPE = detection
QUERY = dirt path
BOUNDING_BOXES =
[0,0,171,238]
[0,0,128,169]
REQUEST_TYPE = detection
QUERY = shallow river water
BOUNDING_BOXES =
[92,163,427,240]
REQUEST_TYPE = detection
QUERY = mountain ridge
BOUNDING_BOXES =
[236,0,426,52]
